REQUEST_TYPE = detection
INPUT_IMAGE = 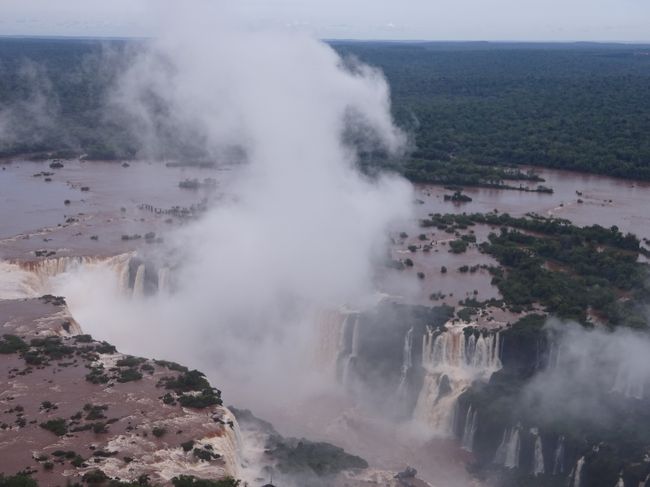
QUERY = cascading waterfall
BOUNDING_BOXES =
[615,475,624,487]
[504,427,521,469]
[313,310,347,378]
[396,327,414,397]
[414,322,501,436]
[131,264,146,299]
[0,254,133,300]
[157,267,170,294]
[341,314,360,386]
[531,428,545,475]
[553,435,565,475]
[573,456,585,487]
[494,426,521,469]
[209,408,245,479]
[612,362,645,400]
[461,406,478,452]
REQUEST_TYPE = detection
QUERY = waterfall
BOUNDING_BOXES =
[157,267,170,294]
[461,406,478,452]
[613,362,645,400]
[396,327,414,397]
[573,456,585,487]
[532,429,545,475]
[1,254,133,300]
[132,264,146,299]
[552,435,565,475]
[210,408,244,478]
[504,427,521,469]
[615,476,624,487]
[494,428,509,465]
[414,322,501,436]
[313,310,347,378]
[340,314,360,386]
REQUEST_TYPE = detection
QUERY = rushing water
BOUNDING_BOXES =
[414,323,501,435]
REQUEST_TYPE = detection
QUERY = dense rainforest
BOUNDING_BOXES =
[336,41,650,180]
[1,38,650,180]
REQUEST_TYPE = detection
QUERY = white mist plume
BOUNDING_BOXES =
[57,2,413,409]
[522,320,650,425]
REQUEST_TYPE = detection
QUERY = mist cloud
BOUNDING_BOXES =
[521,320,650,428]
[57,3,413,410]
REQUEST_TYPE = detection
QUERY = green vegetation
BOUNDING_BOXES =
[420,212,649,326]
[336,42,650,180]
[0,474,38,487]
[0,335,28,354]
[2,40,650,181]
[449,239,468,253]
[171,476,240,487]
[177,389,222,409]
[160,370,211,392]
[116,368,143,383]
[39,418,68,436]
[478,220,648,325]
[266,437,368,476]
[116,356,146,367]
[152,426,167,438]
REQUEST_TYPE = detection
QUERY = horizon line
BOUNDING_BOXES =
[1,34,650,46]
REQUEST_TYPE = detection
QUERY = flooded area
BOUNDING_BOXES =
[379,166,650,314]
[2,159,650,487]
[0,159,230,259]
[3,159,650,320]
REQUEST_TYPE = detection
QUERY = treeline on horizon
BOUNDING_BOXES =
[1,38,650,180]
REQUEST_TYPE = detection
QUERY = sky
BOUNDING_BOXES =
[0,0,649,42]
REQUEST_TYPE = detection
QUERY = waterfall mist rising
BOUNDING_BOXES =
[522,320,650,426]
[53,2,413,412]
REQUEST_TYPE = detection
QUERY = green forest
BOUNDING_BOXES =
[1,38,650,180]
[336,41,650,180]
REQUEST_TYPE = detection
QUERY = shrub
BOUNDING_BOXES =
[152,427,167,438]
[40,418,68,436]
[161,370,210,392]
[0,474,39,487]
[178,389,222,409]
[0,335,28,354]
[117,368,143,383]
[172,476,240,487]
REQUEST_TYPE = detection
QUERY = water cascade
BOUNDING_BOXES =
[461,406,478,452]
[396,327,414,397]
[504,427,521,469]
[132,264,146,299]
[552,435,565,475]
[339,314,360,387]
[0,254,132,300]
[157,267,170,294]
[494,426,521,469]
[313,310,347,378]
[531,428,545,475]
[612,362,645,400]
[414,322,501,435]
[573,456,585,487]
[615,476,624,487]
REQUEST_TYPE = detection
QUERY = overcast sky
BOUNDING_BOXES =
[1,0,649,42]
